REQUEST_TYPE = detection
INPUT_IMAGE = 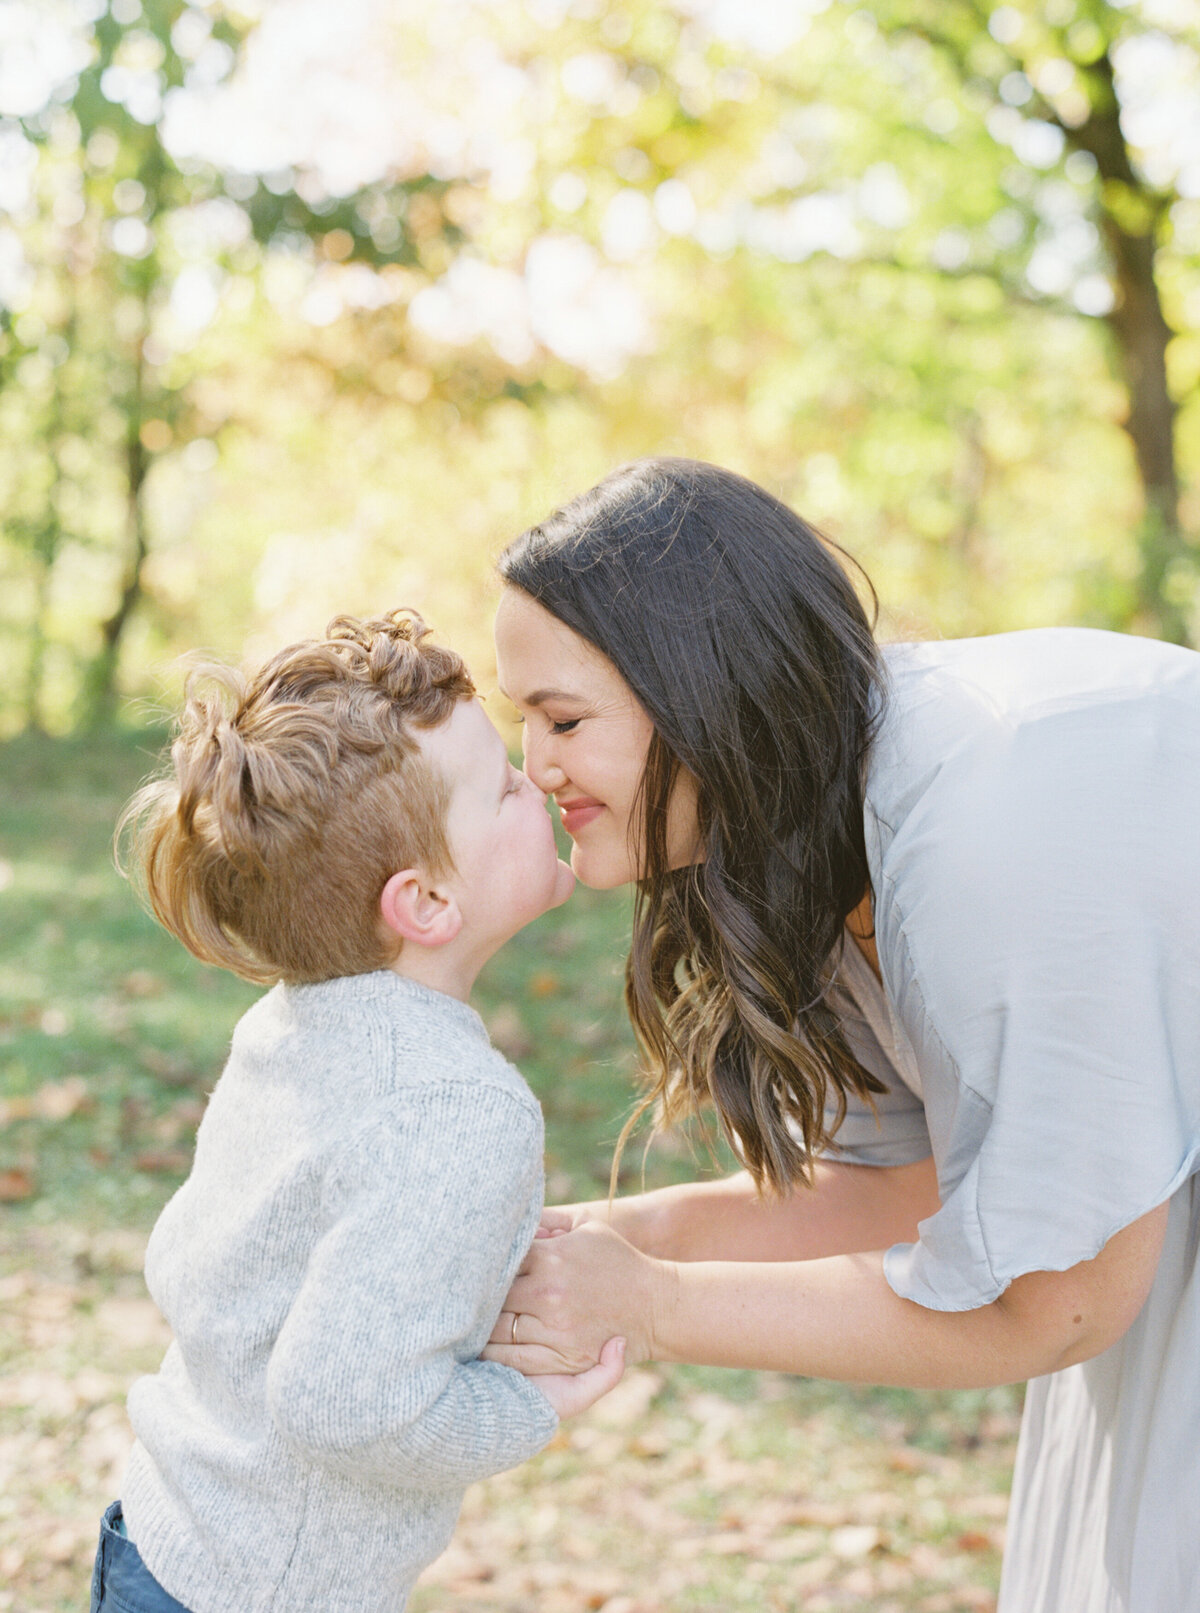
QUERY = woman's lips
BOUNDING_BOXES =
[557,797,604,835]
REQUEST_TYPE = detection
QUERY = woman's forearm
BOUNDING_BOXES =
[587,1157,940,1264]
[650,1252,1037,1387]
[648,1203,1169,1388]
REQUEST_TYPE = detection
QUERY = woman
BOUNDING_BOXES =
[482,457,1200,1612]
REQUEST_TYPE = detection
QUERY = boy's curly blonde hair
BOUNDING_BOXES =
[117,610,475,986]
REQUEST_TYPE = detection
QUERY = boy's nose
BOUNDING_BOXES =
[526,760,564,797]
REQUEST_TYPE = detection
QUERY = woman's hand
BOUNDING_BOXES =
[483,1221,674,1375]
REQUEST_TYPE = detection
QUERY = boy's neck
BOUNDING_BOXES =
[385,946,486,1006]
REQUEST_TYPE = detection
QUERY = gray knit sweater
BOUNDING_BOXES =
[121,970,559,1613]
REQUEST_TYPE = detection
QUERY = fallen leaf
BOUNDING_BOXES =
[0,1079,89,1125]
[0,1168,35,1201]
[33,1077,89,1121]
[133,1150,192,1175]
[528,971,560,998]
[629,1431,671,1457]
[957,1530,994,1553]
[586,1369,663,1430]
[43,1529,79,1565]
[706,1531,754,1556]
[887,1447,925,1473]
[830,1524,885,1559]
[486,1005,532,1058]
[137,1048,195,1086]
[121,971,165,998]
[95,1297,171,1350]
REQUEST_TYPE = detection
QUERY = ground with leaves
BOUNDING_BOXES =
[1,733,1019,1612]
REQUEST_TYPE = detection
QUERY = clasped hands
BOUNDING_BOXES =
[482,1207,669,1415]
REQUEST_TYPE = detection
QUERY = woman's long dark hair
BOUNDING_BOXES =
[498,457,888,1195]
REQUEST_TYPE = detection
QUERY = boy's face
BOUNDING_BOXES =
[419,697,575,951]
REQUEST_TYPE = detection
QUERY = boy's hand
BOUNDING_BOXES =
[529,1336,626,1419]
[536,1204,592,1238]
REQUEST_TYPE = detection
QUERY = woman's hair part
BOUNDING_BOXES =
[498,457,888,1196]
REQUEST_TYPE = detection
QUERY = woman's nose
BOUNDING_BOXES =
[523,728,565,795]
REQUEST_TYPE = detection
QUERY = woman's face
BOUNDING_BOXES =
[493,588,700,889]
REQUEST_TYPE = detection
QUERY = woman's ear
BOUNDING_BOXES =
[379,870,463,949]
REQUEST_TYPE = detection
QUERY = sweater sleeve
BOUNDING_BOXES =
[263,1080,558,1489]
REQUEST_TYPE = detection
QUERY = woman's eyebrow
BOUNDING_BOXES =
[504,686,578,708]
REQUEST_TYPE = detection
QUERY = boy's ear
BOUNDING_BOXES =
[379,870,463,949]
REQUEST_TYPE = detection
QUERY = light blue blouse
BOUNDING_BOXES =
[824,627,1200,1610]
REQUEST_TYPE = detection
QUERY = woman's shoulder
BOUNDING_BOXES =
[868,627,1200,832]
[865,624,1200,1038]
[880,625,1199,707]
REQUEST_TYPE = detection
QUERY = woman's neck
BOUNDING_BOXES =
[845,892,881,981]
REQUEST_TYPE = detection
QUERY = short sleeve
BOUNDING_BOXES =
[869,652,1200,1312]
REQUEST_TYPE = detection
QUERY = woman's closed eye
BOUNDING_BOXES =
[549,717,581,735]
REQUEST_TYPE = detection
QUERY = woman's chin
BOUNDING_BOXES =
[568,842,635,891]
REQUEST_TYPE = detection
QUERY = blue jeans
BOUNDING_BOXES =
[90,1502,194,1613]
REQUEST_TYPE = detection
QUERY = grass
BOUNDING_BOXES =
[0,729,1019,1613]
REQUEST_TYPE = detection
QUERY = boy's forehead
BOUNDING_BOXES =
[420,697,503,784]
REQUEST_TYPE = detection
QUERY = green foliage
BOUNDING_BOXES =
[0,0,1196,737]
[0,1,465,735]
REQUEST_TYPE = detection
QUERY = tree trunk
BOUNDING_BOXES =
[79,339,150,729]
[22,546,53,736]
[1069,52,1189,642]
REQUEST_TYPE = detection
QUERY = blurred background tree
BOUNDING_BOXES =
[0,0,1197,737]
[869,0,1198,638]
[0,0,461,731]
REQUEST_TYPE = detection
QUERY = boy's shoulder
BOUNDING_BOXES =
[260,970,539,1114]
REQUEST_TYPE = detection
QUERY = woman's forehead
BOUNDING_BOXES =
[494,588,610,695]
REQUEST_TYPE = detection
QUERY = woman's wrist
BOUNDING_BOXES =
[606,1192,675,1258]
[564,1190,675,1257]
[610,1175,758,1262]
[643,1251,681,1364]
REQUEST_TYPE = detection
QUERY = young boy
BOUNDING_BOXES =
[92,610,625,1613]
